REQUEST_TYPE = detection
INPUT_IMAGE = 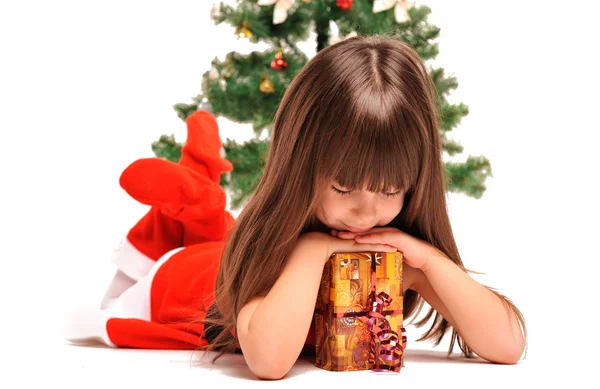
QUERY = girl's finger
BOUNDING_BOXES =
[353,242,396,252]
[337,231,355,239]
[341,229,378,238]
[355,233,387,243]
[355,234,399,252]
[370,244,397,253]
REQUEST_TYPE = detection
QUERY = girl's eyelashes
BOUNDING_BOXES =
[331,186,352,196]
[331,186,403,198]
[384,190,404,198]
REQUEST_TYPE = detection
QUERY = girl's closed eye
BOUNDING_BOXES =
[331,185,353,196]
[331,185,403,198]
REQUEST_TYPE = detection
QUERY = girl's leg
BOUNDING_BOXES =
[67,241,226,350]
[101,111,233,306]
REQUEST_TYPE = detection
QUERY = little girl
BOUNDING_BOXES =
[66,35,527,380]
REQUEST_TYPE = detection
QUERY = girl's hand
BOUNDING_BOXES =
[330,227,446,271]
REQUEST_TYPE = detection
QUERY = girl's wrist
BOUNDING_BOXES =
[420,254,447,274]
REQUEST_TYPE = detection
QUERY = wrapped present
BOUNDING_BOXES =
[314,251,407,372]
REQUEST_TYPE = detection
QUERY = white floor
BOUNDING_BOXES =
[12,332,573,388]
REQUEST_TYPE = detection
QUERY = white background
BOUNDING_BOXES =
[1,0,598,387]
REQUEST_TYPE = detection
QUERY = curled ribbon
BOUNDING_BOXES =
[357,291,406,372]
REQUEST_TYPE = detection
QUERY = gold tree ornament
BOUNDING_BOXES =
[258,0,295,25]
[259,74,275,93]
[223,63,232,79]
[372,0,414,23]
[236,21,253,38]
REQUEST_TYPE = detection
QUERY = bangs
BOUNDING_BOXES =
[315,106,422,194]
[301,40,430,198]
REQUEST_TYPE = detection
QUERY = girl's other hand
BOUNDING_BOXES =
[329,227,446,270]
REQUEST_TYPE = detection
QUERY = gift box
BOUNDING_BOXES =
[313,251,407,372]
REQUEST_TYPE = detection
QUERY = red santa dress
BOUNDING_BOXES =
[64,110,316,353]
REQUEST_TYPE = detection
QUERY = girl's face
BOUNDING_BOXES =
[315,180,406,233]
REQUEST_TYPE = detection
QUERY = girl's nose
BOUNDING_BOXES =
[350,195,378,223]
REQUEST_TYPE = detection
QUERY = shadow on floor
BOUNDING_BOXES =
[64,340,488,380]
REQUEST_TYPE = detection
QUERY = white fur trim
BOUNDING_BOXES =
[100,269,137,309]
[65,247,184,348]
[64,309,119,347]
[112,237,157,281]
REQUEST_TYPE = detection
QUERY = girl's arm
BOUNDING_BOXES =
[416,255,526,364]
[236,233,328,380]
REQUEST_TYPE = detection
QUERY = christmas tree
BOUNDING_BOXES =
[152,0,492,210]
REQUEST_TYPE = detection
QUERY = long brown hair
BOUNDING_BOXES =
[199,34,527,364]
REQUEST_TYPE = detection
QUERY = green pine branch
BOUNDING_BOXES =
[444,156,493,199]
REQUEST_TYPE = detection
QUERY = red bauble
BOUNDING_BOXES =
[336,0,353,11]
[271,57,288,71]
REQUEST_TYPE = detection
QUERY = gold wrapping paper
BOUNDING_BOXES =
[314,251,405,372]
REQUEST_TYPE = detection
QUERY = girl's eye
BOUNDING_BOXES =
[332,186,353,196]
[332,186,403,198]
[384,190,403,198]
